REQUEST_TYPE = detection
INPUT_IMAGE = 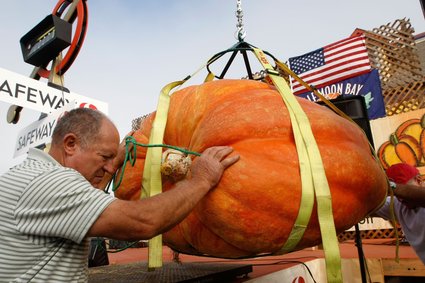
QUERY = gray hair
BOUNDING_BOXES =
[51,108,108,149]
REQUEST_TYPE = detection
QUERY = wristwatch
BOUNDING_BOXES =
[389,180,397,192]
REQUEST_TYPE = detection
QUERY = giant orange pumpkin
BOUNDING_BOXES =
[115,79,387,258]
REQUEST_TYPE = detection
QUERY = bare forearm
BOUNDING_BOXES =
[90,178,213,240]
[394,183,425,207]
[141,178,212,235]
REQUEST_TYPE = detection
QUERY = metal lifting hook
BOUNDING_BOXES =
[205,0,279,80]
[235,0,246,41]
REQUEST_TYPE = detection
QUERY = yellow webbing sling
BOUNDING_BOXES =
[142,80,186,269]
[253,48,343,283]
[275,60,352,122]
[141,55,217,269]
[277,56,395,266]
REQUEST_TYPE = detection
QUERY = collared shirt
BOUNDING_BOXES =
[0,148,115,282]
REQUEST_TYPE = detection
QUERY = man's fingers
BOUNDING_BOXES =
[214,146,234,160]
[202,146,234,159]
[203,146,240,168]
[221,155,240,169]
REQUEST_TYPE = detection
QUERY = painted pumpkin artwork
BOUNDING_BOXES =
[115,79,388,258]
[378,113,425,169]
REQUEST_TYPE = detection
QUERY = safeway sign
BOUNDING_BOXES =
[0,67,108,113]
[0,67,109,157]
[14,101,76,157]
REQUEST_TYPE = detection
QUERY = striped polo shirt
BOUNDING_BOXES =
[0,148,115,282]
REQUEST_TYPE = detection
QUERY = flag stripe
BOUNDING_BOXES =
[292,57,370,92]
[325,36,363,52]
[326,46,367,62]
[294,55,369,82]
[292,65,371,93]
[289,35,371,94]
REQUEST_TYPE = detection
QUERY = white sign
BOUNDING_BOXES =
[246,258,384,283]
[14,101,77,157]
[0,67,108,113]
[346,216,393,231]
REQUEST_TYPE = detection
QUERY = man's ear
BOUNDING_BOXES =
[63,133,78,155]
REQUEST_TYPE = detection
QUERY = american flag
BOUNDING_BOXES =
[288,35,371,95]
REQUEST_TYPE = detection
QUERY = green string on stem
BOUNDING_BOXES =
[112,136,201,192]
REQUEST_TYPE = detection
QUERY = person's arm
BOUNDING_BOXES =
[392,182,425,208]
[87,146,239,240]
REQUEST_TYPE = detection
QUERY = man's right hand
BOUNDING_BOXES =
[190,146,240,189]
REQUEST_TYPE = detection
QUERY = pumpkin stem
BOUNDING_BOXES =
[161,149,192,182]
[390,133,399,145]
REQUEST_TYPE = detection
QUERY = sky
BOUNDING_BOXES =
[0,0,424,174]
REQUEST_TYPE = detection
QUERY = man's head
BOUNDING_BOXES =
[386,163,423,209]
[50,108,120,188]
[386,163,421,186]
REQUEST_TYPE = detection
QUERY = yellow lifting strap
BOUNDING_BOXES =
[277,57,392,230]
[277,54,396,265]
[253,48,343,283]
[275,60,352,122]
[142,80,186,269]
[141,56,216,269]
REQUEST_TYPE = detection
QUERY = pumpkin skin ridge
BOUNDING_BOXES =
[175,207,256,258]
[195,138,300,249]
[187,87,282,152]
[165,80,276,152]
[163,211,252,258]
[195,178,294,254]
[116,79,388,258]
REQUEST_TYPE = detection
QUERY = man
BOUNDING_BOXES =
[0,108,239,282]
[375,163,425,264]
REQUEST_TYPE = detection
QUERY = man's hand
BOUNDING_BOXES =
[190,146,240,189]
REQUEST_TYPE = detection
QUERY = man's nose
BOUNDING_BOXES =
[104,159,115,174]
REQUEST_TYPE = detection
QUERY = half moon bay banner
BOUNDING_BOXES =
[296,69,386,120]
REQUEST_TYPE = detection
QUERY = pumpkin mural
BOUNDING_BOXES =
[378,113,425,169]
[115,79,387,258]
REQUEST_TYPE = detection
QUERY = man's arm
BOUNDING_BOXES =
[392,182,425,208]
[87,146,239,240]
